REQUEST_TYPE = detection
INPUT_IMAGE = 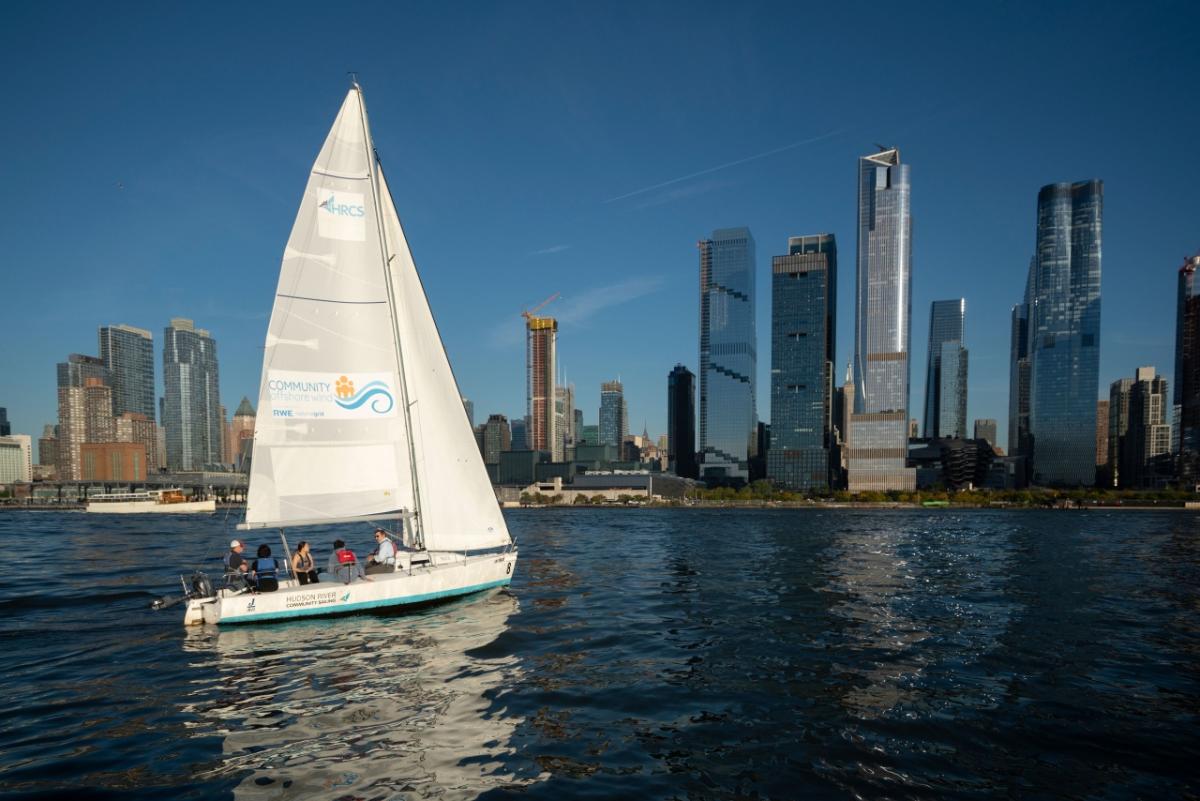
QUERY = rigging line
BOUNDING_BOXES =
[311,169,370,180]
[358,85,426,550]
[276,293,387,305]
[373,155,491,483]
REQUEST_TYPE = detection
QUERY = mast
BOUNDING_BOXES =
[355,82,426,549]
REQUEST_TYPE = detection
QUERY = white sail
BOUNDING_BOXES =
[377,167,512,551]
[245,85,511,554]
[245,89,415,529]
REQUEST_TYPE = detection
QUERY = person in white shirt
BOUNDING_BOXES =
[366,528,397,574]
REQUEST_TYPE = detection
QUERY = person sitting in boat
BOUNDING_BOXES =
[253,544,280,593]
[223,539,252,590]
[291,541,319,585]
[328,539,371,585]
[366,528,397,574]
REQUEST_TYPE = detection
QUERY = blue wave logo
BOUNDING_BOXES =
[334,379,395,414]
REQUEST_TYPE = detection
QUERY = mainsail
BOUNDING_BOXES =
[244,86,510,553]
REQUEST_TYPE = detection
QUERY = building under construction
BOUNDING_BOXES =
[526,315,557,457]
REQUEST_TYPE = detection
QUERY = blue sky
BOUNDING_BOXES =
[1,1,1197,450]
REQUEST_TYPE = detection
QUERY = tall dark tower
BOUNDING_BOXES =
[667,365,697,479]
[768,234,836,490]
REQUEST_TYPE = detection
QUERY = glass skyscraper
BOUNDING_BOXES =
[162,318,223,471]
[698,227,756,482]
[923,299,967,439]
[599,380,625,448]
[1027,180,1102,486]
[768,234,836,490]
[1008,268,1033,458]
[99,324,156,422]
[667,364,697,479]
[1176,255,1200,481]
[848,149,915,491]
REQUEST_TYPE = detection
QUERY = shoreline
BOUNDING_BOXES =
[2,501,1194,513]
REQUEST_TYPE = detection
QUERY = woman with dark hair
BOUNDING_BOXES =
[291,540,319,585]
[254,543,280,593]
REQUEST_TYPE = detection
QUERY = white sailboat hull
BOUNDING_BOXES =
[183,549,517,626]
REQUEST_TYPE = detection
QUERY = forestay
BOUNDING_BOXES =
[377,169,511,551]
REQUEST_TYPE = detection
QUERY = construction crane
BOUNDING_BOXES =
[521,292,560,322]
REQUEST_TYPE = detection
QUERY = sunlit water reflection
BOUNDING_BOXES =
[0,509,1197,800]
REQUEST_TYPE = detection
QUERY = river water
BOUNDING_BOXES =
[0,508,1196,800]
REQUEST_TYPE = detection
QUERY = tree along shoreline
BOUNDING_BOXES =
[517,483,1199,510]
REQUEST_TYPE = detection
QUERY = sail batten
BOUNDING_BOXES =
[245,86,511,554]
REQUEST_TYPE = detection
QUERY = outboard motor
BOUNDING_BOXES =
[189,571,215,599]
[152,570,216,611]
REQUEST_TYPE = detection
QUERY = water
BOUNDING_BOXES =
[0,509,1197,800]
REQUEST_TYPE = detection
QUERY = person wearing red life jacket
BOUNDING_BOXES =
[326,538,372,585]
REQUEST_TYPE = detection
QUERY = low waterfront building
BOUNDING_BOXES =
[0,435,33,483]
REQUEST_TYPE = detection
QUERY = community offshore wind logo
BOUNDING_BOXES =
[334,375,395,414]
[315,189,366,242]
[267,370,398,419]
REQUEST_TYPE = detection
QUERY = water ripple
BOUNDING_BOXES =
[0,509,1197,799]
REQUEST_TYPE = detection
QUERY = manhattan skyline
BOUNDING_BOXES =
[1,3,1196,447]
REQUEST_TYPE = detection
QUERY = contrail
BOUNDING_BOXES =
[603,128,845,204]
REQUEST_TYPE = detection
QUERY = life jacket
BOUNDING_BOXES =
[336,548,357,565]
[255,557,277,579]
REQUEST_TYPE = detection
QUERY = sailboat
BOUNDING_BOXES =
[175,84,516,625]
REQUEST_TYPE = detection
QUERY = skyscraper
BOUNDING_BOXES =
[848,148,915,491]
[1107,377,1133,488]
[768,234,836,490]
[162,318,222,471]
[115,412,158,473]
[510,417,528,451]
[462,397,474,429]
[99,324,156,421]
[1176,255,1200,482]
[481,414,511,465]
[1124,367,1171,488]
[599,380,625,448]
[526,316,557,456]
[38,424,57,471]
[1027,180,1103,486]
[974,419,998,451]
[55,354,109,480]
[698,227,757,482]
[0,408,9,437]
[667,364,697,479]
[937,341,968,439]
[1008,270,1033,457]
[555,384,574,462]
[1111,368,1171,488]
[832,362,854,478]
[923,299,967,439]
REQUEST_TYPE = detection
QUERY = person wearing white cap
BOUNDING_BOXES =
[224,539,250,587]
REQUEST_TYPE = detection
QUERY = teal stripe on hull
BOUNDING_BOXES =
[218,577,512,625]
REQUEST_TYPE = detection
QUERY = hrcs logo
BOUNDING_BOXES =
[318,194,365,218]
[315,189,366,241]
